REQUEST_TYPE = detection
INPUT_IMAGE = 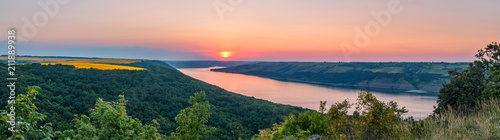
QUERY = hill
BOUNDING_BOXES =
[0,57,306,139]
[0,56,177,70]
[212,62,469,92]
[165,61,257,68]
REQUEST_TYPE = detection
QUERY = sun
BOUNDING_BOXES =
[220,51,232,58]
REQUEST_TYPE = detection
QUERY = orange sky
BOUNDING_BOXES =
[1,1,499,61]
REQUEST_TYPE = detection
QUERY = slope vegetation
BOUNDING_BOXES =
[212,62,469,92]
[0,59,306,139]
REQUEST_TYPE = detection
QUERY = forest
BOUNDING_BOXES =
[0,62,305,139]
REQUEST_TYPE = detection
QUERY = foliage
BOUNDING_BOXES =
[172,91,215,140]
[435,61,485,114]
[253,91,409,139]
[477,42,500,98]
[435,42,499,114]
[251,102,329,140]
[0,62,305,139]
[251,42,500,139]
[59,95,166,139]
[0,86,54,140]
[326,100,353,139]
[251,114,310,140]
[327,91,408,139]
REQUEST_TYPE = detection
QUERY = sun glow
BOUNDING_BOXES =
[220,51,232,58]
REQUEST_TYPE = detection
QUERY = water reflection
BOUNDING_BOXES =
[179,67,437,119]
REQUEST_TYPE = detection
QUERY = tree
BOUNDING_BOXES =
[435,42,499,114]
[61,95,165,139]
[173,91,215,140]
[477,42,500,98]
[0,86,54,140]
[354,90,408,139]
[253,91,408,139]
[435,61,485,114]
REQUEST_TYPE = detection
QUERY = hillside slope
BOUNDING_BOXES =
[0,59,306,139]
[165,61,257,68]
[212,62,469,92]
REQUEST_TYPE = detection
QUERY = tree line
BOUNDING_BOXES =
[0,63,306,139]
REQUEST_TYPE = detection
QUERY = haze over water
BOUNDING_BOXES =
[180,67,438,119]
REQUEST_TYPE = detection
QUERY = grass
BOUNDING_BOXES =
[401,98,500,139]
[425,98,500,139]
[41,63,146,70]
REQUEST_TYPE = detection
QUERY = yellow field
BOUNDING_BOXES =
[41,63,146,70]
[0,57,141,64]
[0,57,146,70]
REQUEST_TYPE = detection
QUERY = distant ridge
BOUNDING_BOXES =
[0,56,177,70]
[165,60,259,68]
[212,62,470,93]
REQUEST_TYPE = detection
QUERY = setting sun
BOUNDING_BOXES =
[220,52,232,58]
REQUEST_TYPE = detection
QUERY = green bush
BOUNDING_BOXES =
[327,91,408,139]
[435,42,500,114]
[0,86,54,140]
[435,61,485,114]
[252,90,409,140]
[172,91,215,140]
[60,95,166,139]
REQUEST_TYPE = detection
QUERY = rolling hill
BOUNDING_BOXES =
[0,57,306,139]
[211,62,470,92]
[165,61,258,68]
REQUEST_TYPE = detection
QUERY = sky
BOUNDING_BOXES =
[1,0,499,62]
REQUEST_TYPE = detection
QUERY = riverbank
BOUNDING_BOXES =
[211,62,466,93]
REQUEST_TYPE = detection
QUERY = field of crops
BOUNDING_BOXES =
[40,63,145,70]
[0,57,141,64]
[1,57,145,70]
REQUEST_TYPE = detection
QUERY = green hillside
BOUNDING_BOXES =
[165,61,257,68]
[0,61,306,139]
[212,62,469,92]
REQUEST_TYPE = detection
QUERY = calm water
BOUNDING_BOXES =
[179,67,438,119]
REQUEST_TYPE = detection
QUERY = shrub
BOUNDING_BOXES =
[0,86,54,140]
[60,95,165,139]
[252,90,409,139]
[436,42,500,115]
[327,90,408,139]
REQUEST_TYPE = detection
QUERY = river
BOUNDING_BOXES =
[179,67,438,119]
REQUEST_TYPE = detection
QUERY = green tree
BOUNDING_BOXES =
[173,91,215,140]
[0,86,54,140]
[61,95,165,139]
[354,90,408,139]
[252,91,408,139]
[326,100,352,139]
[435,42,499,114]
[477,42,500,98]
[435,61,485,114]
